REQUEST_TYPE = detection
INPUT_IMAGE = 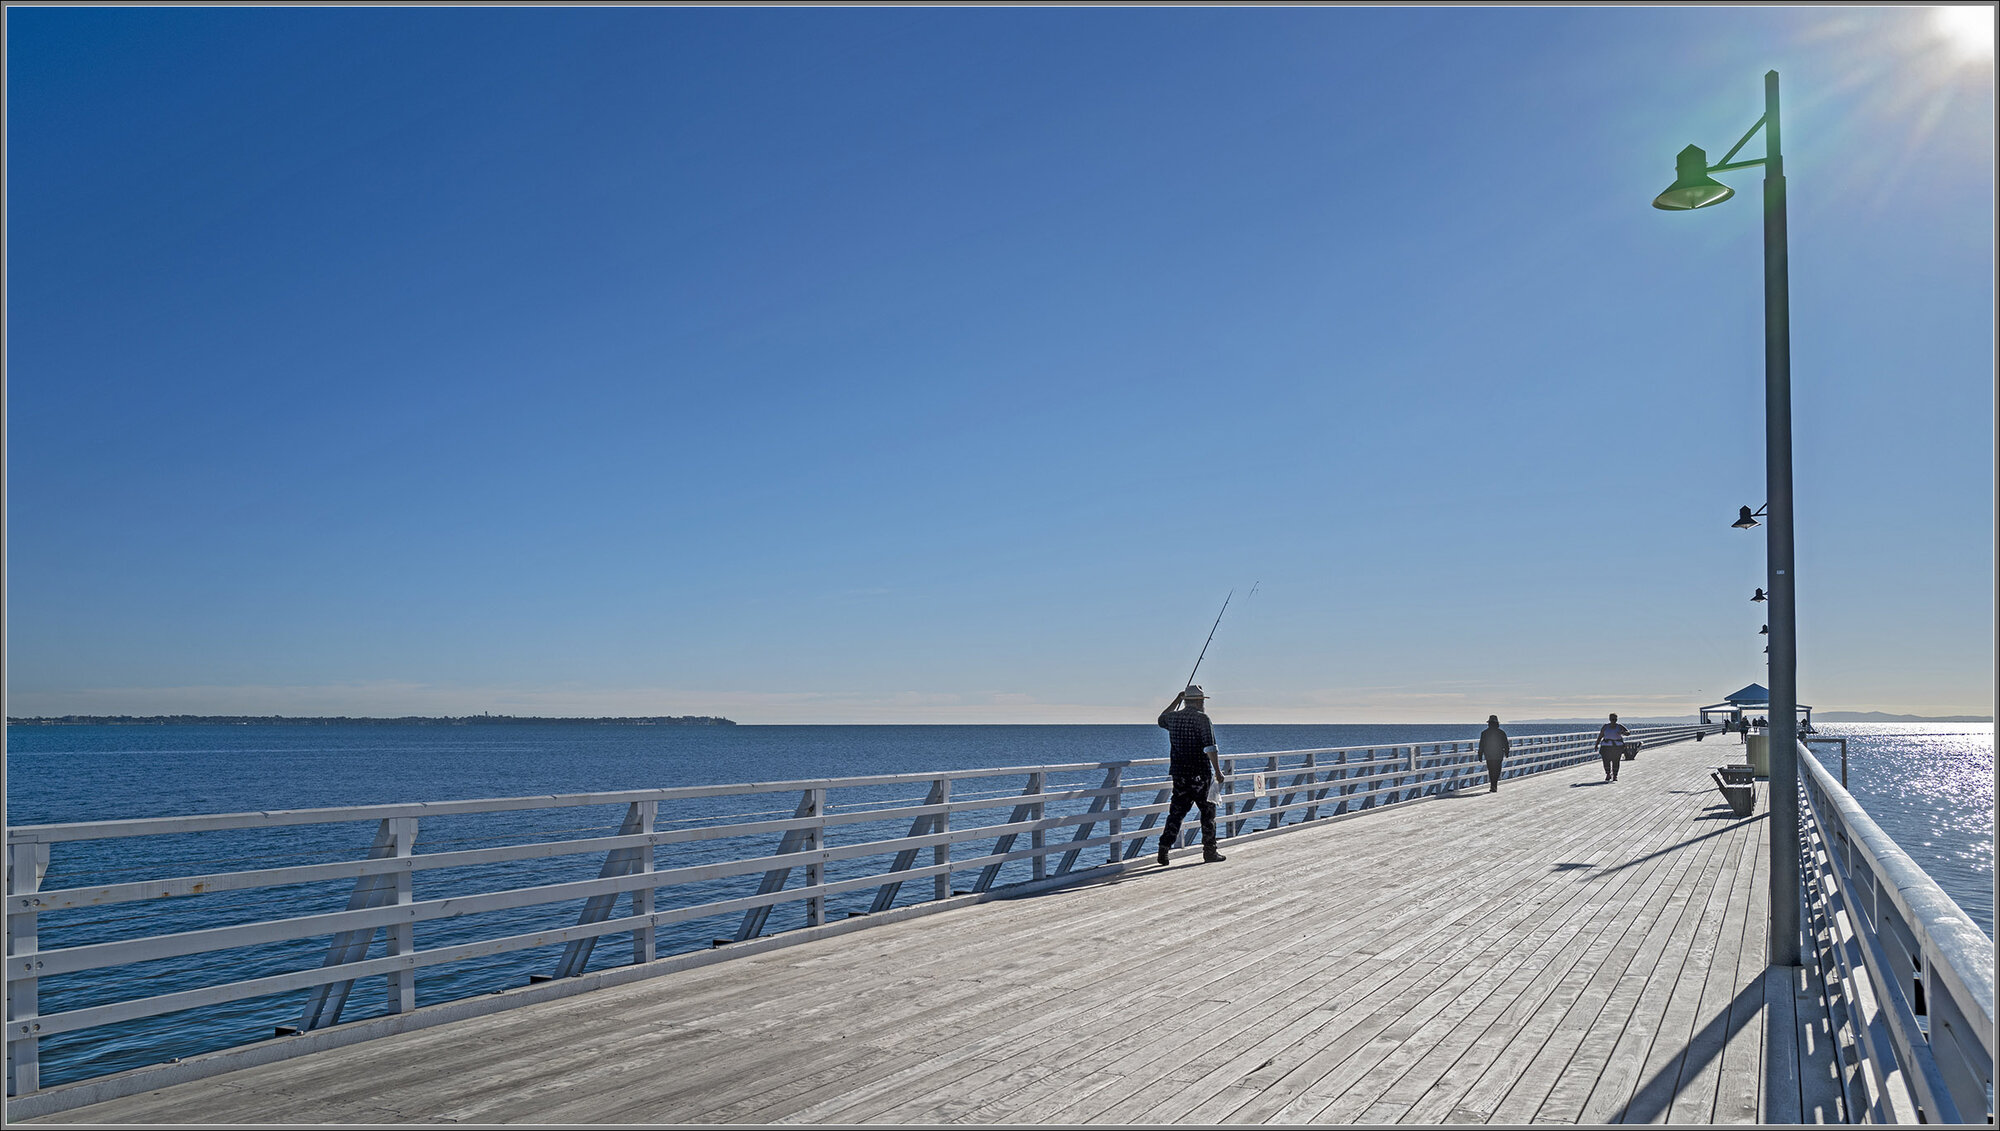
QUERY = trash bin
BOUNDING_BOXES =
[1744,733,1769,778]
[1623,739,1642,761]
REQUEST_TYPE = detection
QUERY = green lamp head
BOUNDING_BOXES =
[1653,144,1735,211]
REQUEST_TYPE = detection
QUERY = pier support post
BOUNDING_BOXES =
[6,841,49,1096]
[1105,765,1122,865]
[1028,773,1046,881]
[384,818,418,1014]
[805,789,827,927]
[932,778,951,902]
[633,801,657,962]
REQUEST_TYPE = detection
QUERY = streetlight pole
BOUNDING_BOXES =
[1654,69,1801,968]
[1759,70,1801,971]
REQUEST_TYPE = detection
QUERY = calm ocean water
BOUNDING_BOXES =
[4,720,1992,1089]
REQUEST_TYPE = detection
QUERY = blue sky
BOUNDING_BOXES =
[6,6,1993,723]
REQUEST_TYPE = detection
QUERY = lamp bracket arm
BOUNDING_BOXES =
[1715,115,1768,168]
[1709,159,1765,174]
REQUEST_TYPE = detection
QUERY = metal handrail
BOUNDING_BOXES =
[4,724,1709,1103]
[1799,743,1995,1123]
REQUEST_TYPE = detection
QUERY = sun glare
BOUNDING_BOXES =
[1933,4,1997,60]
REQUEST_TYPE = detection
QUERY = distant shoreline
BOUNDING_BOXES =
[4,714,736,727]
[5,713,1986,728]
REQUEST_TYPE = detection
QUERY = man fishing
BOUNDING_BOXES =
[1155,685,1226,866]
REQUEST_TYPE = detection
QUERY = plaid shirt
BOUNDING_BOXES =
[1158,707,1217,770]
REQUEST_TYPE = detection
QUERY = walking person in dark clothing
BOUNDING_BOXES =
[1478,715,1510,792]
[1596,713,1630,781]
[1155,685,1225,865]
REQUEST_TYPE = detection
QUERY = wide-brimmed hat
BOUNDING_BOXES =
[1184,684,1206,701]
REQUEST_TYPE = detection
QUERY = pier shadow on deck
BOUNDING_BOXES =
[23,737,1846,1125]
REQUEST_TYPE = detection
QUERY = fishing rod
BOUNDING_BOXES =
[1183,589,1233,691]
[1176,583,1256,691]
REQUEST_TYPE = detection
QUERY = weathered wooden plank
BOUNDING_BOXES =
[1279,783,1708,1124]
[1530,789,1746,1123]
[1396,779,1732,1125]
[1136,779,1680,1127]
[1431,767,1747,1126]
[1664,810,1763,1124]
[1762,963,1805,1123]
[1412,788,1734,1125]
[1016,803,1640,1127]
[1576,811,1752,1127]
[1209,773,1699,1125]
[1710,811,1772,1124]
[1591,802,1750,1125]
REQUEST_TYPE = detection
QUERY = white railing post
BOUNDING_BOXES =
[1218,756,1236,845]
[633,800,657,963]
[7,840,49,1097]
[384,817,418,1014]
[805,788,827,927]
[1106,765,1123,865]
[932,778,952,901]
[1028,772,1046,881]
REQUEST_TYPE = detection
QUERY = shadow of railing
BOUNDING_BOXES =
[1616,979,1769,1123]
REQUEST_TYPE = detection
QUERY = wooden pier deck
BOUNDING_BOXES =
[27,736,1845,1125]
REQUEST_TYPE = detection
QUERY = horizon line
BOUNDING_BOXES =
[8,712,1993,726]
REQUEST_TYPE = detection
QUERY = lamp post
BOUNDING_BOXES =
[1655,70,1801,968]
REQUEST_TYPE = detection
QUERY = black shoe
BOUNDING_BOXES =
[1202,851,1227,864]
[1156,843,1170,866]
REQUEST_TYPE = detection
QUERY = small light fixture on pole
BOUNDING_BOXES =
[1733,504,1767,529]
[1658,70,1803,969]
[1752,588,1768,602]
[1759,625,1770,634]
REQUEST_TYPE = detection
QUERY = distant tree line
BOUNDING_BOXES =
[5,714,737,727]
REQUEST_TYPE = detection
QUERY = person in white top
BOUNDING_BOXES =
[1596,713,1631,781]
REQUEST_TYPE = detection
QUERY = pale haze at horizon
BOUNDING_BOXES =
[6,7,1993,724]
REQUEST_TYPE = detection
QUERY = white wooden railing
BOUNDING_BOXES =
[4,724,1709,1110]
[1799,743,1996,1124]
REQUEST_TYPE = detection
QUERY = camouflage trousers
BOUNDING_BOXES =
[1159,765,1219,851]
